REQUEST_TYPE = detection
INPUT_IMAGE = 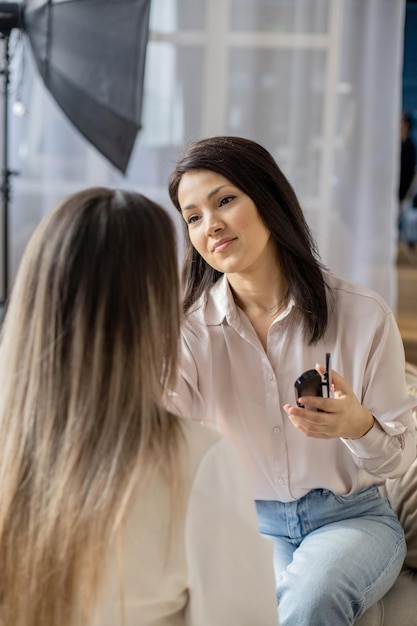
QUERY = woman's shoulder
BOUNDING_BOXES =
[179,419,225,467]
[325,272,392,316]
[177,419,250,495]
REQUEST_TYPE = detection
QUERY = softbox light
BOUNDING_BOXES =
[23,0,151,174]
[0,0,151,302]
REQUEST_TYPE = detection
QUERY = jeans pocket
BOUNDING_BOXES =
[332,484,380,505]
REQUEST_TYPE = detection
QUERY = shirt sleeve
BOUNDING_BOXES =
[167,334,205,422]
[341,310,416,479]
[184,438,280,626]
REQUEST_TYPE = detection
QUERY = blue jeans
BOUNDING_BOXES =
[256,486,406,626]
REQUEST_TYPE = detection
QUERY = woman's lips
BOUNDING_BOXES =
[212,237,237,252]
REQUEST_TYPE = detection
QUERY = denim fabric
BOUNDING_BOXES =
[256,486,406,626]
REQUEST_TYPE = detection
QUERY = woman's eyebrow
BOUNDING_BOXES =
[181,185,230,213]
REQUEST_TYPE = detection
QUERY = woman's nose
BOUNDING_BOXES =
[204,214,224,236]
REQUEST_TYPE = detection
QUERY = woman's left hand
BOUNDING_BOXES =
[283,364,375,440]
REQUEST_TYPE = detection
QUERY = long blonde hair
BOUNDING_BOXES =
[0,188,182,625]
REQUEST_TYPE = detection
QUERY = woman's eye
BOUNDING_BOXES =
[219,195,235,207]
[187,214,200,225]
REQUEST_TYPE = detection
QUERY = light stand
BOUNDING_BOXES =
[0,3,21,309]
[0,0,150,315]
[0,31,12,307]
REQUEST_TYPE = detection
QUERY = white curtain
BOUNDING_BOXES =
[3,0,405,310]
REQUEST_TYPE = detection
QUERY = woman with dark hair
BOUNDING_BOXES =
[168,136,416,626]
[0,187,279,626]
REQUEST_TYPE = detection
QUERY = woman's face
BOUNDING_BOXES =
[178,169,275,277]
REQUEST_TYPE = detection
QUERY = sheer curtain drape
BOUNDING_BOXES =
[4,0,405,309]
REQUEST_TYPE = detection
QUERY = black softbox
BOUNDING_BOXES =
[23,0,151,174]
[0,0,151,302]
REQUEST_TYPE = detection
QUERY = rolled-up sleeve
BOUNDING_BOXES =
[341,309,416,479]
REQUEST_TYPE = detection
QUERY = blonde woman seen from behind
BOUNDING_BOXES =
[0,188,279,626]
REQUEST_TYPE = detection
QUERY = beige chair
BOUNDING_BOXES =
[356,362,417,625]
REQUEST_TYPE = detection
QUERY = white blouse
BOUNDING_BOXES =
[93,419,279,626]
[170,273,416,502]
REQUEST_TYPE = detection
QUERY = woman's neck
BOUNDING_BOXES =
[227,267,288,351]
[227,265,288,318]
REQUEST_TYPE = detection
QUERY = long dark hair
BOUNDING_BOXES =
[169,136,330,344]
